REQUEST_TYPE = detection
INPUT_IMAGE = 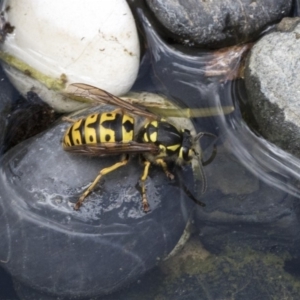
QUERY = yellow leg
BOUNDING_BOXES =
[74,158,129,210]
[155,159,174,180]
[140,161,151,212]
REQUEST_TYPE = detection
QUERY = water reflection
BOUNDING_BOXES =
[134,4,300,201]
[292,0,300,16]
[221,84,300,199]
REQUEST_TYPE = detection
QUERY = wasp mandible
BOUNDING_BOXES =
[62,83,216,212]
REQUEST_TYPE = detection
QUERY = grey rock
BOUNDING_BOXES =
[0,66,14,154]
[244,18,300,158]
[0,105,196,299]
[146,0,292,48]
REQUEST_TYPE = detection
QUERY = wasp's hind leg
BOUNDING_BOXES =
[140,160,151,212]
[74,155,129,210]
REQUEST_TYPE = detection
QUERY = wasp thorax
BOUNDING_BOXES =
[140,121,196,164]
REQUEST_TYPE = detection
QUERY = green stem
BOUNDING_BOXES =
[0,51,67,91]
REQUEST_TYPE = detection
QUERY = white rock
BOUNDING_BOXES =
[0,0,140,112]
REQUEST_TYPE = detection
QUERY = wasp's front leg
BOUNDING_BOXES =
[155,158,174,180]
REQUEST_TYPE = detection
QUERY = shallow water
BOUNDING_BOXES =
[132,4,300,199]
[1,1,300,300]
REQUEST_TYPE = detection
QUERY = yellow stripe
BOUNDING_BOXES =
[71,119,83,145]
[167,144,180,152]
[63,126,71,148]
[178,147,184,159]
[143,132,149,142]
[149,131,157,142]
[149,121,158,142]
[84,114,98,144]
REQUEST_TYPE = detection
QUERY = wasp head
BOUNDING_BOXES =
[177,129,201,163]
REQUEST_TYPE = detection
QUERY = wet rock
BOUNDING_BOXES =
[244,18,300,158]
[0,267,17,300]
[153,239,300,300]
[2,91,58,154]
[0,105,197,299]
[194,146,300,254]
[130,7,234,112]
[95,236,300,300]
[0,65,16,154]
[145,0,292,48]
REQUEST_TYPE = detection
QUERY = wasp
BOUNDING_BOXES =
[62,83,217,212]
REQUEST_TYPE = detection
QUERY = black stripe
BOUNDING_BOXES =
[101,113,123,142]
[123,119,134,133]
[68,125,74,146]
[157,122,182,146]
[182,147,189,161]
[79,118,86,144]
[95,114,101,143]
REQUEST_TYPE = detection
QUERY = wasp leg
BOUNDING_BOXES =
[74,157,129,210]
[155,159,174,180]
[140,160,151,212]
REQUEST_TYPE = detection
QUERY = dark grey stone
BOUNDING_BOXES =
[0,65,14,154]
[146,0,292,48]
[244,18,300,158]
[0,105,196,299]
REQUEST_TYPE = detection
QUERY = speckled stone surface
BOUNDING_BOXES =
[244,18,300,157]
[146,0,292,48]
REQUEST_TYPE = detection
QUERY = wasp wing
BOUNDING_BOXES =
[65,83,160,120]
[63,141,159,157]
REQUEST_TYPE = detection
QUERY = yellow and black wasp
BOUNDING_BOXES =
[62,83,218,212]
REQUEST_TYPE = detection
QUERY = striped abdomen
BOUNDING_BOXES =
[62,112,134,148]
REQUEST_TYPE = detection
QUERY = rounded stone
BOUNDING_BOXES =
[0,104,197,298]
[244,18,300,157]
[146,0,292,48]
[0,0,140,112]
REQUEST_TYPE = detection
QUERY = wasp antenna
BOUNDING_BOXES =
[198,157,207,194]
[202,144,217,166]
[195,132,218,166]
[194,132,204,142]
[195,131,218,142]
[176,167,206,207]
